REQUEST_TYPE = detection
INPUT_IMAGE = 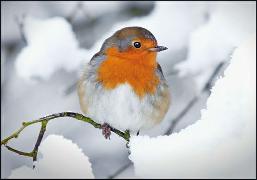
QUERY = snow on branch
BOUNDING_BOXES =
[15,16,87,81]
[174,3,256,91]
[129,34,256,178]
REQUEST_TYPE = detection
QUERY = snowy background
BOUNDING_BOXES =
[1,1,256,178]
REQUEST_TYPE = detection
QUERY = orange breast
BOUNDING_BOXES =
[97,47,160,97]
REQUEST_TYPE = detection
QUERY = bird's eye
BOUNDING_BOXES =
[133,42,141,48]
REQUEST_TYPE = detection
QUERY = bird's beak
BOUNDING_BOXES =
[148,46,168,52]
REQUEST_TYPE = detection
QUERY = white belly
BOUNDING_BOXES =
[83,82,157,132]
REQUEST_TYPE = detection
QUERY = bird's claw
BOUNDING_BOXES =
[101,123,111,139]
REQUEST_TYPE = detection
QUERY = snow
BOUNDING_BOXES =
[15,16,87,81]
[129,34,256,178]
[8,134,95,179]
[3,2,256,178]
[174,2,256,91]
[1,1,125,44]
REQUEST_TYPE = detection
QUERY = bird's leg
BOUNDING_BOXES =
[101,123,111,139]
[136,130,140,136]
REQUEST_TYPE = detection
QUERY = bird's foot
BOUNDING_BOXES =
[101,123,111,139]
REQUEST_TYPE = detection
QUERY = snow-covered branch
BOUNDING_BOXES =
[129,34,256,178]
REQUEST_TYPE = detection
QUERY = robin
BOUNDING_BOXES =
[77,26,170,139]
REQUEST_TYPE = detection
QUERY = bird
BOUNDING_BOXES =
[77,26,170,139]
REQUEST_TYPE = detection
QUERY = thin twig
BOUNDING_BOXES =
[66,2,82,23]
[66,2,91,24]
[164,95,199,135]
[14,14,27,45]
[5,145,34,157]
[1,112,130,162]
[32,120,48,167]
[64,81,77,95]
[5,121,49,168]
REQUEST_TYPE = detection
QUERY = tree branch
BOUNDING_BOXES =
[1,112,130,163]
[32,120,48,166]
[66,2,91,24]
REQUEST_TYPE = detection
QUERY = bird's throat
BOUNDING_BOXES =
[97,49,160,98]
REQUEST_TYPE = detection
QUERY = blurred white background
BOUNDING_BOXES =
[1,1,256,178]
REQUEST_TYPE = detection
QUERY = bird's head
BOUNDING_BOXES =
[100,26,167,61]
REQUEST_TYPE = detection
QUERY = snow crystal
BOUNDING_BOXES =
[8,134,94,179]
[129,34,256,178]
[15,16,87,81]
